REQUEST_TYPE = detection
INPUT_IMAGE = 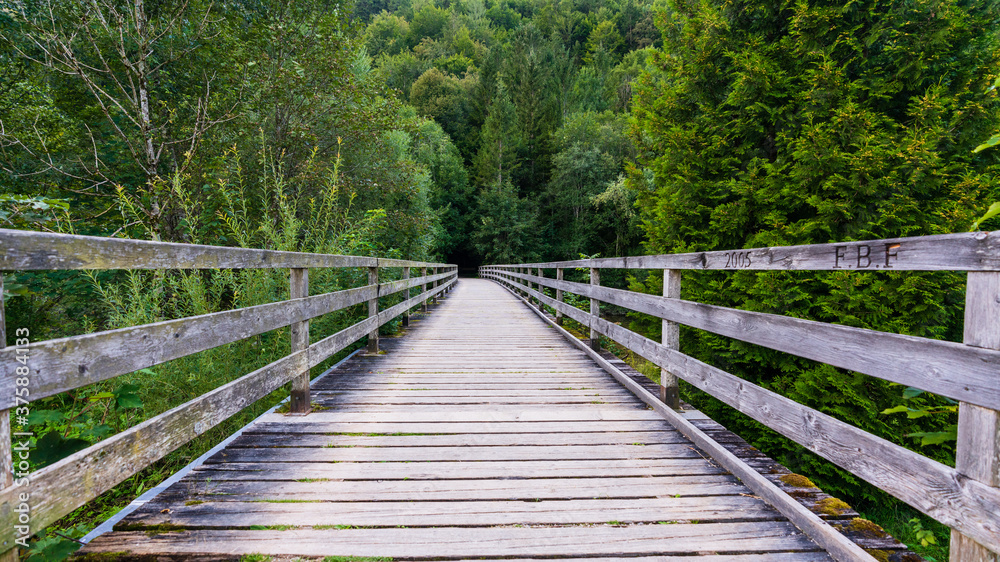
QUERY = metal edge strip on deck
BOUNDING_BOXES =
[79,347,366,544]
[488,279,876,562]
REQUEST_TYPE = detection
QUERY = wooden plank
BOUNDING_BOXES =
[488,230,1000,271]
[120,496,783,528]
[509,284,877,562]
[191,459,728,480]
[312,395,640,405]
[422,557,832,562]
[0,278,14,560]
[367,266,379,353]
[288,268,310,414]
[0,228,456,270]
[204,443,703,463]
[228,431,689,447]
[258,409,663,423]
[243,420,678,434]
[509,269,1000,411]
[515,280,1000,555]
[166,475,743,502]
[310,388,637,397]
[950,271,1000,560]
[0,284,376,409]
[80,523,826,557]
[661,268,681,408]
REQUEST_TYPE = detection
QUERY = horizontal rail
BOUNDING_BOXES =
[0,271,453,410]
[0,229,452,270]
[493,269,1000,411]
[0,277,456,546]
[489,230,1000,271]
[485,271,1000,553]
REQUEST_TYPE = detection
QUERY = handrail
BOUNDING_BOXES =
[0,229,457,553]
[489,230,1000,271]
[480,230,1000,558]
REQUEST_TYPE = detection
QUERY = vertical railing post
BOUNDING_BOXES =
[421,267,428,312]
[536,268,544,309]
[289,268,311,415]
[524,267,532,301]
[402,267,410,327]
[950,271,1000,561]
[432,267,439,304]
[589,267,600,351]
[555,268,564,326]
[368,264,379,354]
[661,269,682,409]
[0,276,17,561]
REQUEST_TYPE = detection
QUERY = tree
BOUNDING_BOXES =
[1,0,231,196]
[409,67,477,159]
[472,81,522,188]
[472,179,539,263]
[631,0,1000,504]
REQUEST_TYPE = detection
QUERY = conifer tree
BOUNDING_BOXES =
[631,0,1000,504]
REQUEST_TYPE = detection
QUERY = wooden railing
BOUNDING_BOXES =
[481,230,1000,561]
[0,229,457,556]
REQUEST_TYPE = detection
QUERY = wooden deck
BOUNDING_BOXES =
[80,279,836,560]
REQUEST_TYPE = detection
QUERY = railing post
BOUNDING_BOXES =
[368,265,379,354]
[289,268,311,415]
[589,267,600,351]
[536,268,544,308]
[661,269,682,409]
[950,271,1000,561]
[555,268,564,326]
[402,267,410,327]
[524,267,532,301]
[421,267,428,312]
[0,276,17,561]
[432,267,439,304]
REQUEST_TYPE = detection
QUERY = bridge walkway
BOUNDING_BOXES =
[79,279,835,560]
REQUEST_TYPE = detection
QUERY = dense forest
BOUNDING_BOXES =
[2,0,1000,558]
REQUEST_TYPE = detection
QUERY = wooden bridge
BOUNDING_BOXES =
[1,229,999,561]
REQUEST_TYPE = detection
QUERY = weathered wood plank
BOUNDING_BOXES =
[228,430,688,448]
[204,443,703,463]
[512,278,1000,554]
[507,269,1000,411]
[80,523,826,557]
[288,268,311,414]
[121,496,783,528]
[163,475,743,501]
[191,459,728,480]
[0,228,455,270]
[243,420,678,434]
[950,271,1000,560]
[311,394,639,405]
[258,409,663,423]
[484,231,1000,271]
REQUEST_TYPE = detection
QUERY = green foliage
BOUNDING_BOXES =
[630,0,999,526]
